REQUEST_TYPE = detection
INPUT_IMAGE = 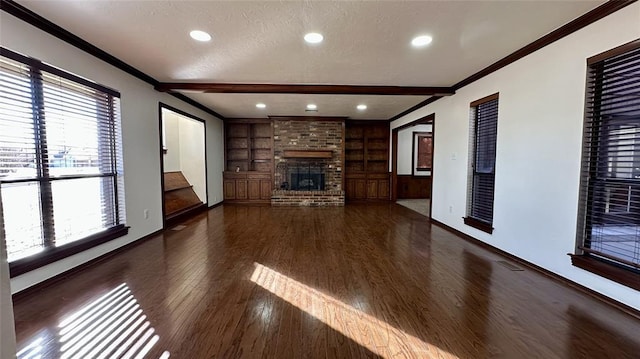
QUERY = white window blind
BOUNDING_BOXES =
[578,41,640,271]
[0,49,126,265]
[466,94,499,232]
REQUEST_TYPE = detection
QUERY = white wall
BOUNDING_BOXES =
[0,187,16,359]
[162,111,181,172]
[206,118,224,205]
[397,124,432,176]
[391,3,640,310]
[1,12,225,293]
[178,116,207,202]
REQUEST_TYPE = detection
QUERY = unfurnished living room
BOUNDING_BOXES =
[1,1,639,358]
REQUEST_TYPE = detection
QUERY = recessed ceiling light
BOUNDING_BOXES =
[256,103,266,109]
[304,33,324,44]
[411,35,433,47]
[306,104,317,110]
[190,30,211,42]
[357,104,367,110]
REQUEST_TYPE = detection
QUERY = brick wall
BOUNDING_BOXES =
[273,119,343,190]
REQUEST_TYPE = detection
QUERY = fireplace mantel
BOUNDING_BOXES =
[283,150,333,159]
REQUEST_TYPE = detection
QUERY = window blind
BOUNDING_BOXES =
[467,94,499,229]
[579,41,640,270]
[0,48,126,263]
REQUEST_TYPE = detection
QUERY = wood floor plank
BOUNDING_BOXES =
[11,203,640,359]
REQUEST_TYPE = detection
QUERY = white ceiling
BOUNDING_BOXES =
[15,0,605,119]
[184,93,425,119]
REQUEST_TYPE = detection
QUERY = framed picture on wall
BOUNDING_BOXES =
[414,132,432,173]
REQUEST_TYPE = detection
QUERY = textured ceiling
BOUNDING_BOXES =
[184,93,426,120]
[14,0,606,119]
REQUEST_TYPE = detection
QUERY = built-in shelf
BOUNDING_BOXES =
[224,120,274,203]
[345,121,390,201]
[225,121,273,172]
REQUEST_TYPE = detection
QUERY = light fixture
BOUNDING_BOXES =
[256,103,266,109]
[306,104,317,110]
[304,33,324,44]
[190,30,211,42]
[411,35,433,47]
[357,104,367,110]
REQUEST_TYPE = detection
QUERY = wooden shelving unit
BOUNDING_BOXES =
[224,120,274,203]
[344,121,390,201]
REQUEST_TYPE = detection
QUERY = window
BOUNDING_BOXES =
[464,93,499,234]
[573,40,640,290]
[0,48,127,276]
[413,132,432,174]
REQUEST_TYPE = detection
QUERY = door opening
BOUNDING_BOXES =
[392,114,434,218]
[159,104,207,227]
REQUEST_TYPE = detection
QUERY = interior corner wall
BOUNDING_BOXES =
[1,12,225,293]
[178,117,206,203]
[162,112,181,173]
[390,3,640,310]
[397,124,432,175]
[206,117,224,205]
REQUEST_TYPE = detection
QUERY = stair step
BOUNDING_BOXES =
[164,171,191,192]
[163,171,203,217]
[165,189,202,216]
[165,184,193,193]
[166,202,205,220]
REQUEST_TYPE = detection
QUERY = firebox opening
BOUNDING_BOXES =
[291,172,325,191]
[278,160,327,191]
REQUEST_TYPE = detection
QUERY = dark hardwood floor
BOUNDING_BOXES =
[12,204,640,358]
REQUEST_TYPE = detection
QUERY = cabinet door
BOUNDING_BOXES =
[223,180,236,200]
[378,179,390,199]
[236,180,248,199]
[345,179,355,200]
[248,179,261,200]
[260,180,272,200]
[367,180,378,199]
[354,180,367,199]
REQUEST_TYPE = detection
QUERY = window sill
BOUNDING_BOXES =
[570,254,640,291]
[9,225,129,277]
[463,217,493,234]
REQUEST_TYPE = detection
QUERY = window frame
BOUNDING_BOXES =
[572,40,640,290]
[0,48,128,277]
[464,93,499,234]
[412,131,432,175]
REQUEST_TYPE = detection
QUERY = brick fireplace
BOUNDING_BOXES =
[271,118,345,206]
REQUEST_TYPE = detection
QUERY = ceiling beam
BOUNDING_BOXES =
[155,83,455,96]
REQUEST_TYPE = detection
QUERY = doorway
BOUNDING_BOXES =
[159,104,207,227]
[392,114,434,217]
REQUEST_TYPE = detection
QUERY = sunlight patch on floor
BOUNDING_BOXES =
[250,263,458,358]
[17,283,169,359]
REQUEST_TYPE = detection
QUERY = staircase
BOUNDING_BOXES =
[164,171,204,221]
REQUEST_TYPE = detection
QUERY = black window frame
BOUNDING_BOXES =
[572,40,640,291]
[464,93,499,234]
[0,47,128,277]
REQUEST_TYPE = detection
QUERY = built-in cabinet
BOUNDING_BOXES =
[224,172,272,201]
[223,119,389,203]
[345,121,390,201]
[396,175,431,199]
[224,120,273,203]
